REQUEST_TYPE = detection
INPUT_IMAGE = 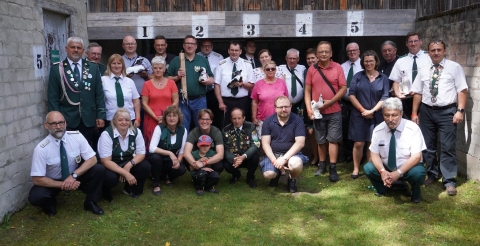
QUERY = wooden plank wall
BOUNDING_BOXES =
[88,0,421,12]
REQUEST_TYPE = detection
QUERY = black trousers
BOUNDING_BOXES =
[419,104,458,185]
[191,169,220,190]
[223,152,259,180]
[28,163,106,207]
[103,160,151,195]
[147,153,187,185]
[341,100,354,158]
[67,120,95,149]
[222,96,251,127]
[207,90,222,129]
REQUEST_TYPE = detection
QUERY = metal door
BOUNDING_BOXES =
[43,10,68,72]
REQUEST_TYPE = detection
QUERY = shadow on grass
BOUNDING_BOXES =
[1,163,479,245]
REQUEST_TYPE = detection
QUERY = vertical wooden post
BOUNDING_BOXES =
[179,52,188,102]
[340,0,347,10]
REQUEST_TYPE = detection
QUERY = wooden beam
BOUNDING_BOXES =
[87,9,416,39]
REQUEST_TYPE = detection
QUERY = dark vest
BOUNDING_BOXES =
[105,126,138,165]
[157,125,185,161]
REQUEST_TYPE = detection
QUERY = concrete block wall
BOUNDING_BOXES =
[0,0,88,222]
[416,6,480,180]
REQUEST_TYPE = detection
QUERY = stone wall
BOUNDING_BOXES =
[416,6,480,180]
[0,0,88,221]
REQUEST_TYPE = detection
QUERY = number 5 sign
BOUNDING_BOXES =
[347,11,364,36]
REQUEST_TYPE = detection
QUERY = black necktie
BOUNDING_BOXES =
[412,55,418,83]
[60,141,69,180]
[387,129,397,171]
[250,58,255,68]
[114,77,124,107]
[231,62,238,96]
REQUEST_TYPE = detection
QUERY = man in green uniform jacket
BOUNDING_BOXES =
[48,37,106,147]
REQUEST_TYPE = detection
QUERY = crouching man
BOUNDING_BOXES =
[29,111,106,216]
[260,96,308,193]
[364,98,426,203]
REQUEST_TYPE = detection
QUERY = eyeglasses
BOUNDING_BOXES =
[347,49,359,53]
[407,40,420,44]
[123,43,137,46]
[184,42,197,46]
[364,60,376,64]
[265,67,276,72]
[87,52,101,56]
[202,44,212,48]
[316,51,331,55]
[229,49,241,53]
[381,49,395,53]
[46,121,65,127]
[199,118,212,122]
[275,105,291,109]
[287,57,298,61]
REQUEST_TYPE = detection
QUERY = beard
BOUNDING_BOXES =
[49,129,66,139]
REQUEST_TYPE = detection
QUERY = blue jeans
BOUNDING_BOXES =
[180,97,207,132]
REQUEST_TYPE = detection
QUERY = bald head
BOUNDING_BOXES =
[44,111,67,139]
[346,42,360,62]
[122,35,137,55]
[45,111,65,123]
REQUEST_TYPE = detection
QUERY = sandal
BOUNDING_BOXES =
[152,184,162,196]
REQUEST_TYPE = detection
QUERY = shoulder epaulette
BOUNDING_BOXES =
[243,59,252,64]
[213,53,222,57]
[423,51,428,54]
[218,59,227,65]
[373,124,385,133]
[52,62,60,65]
[67,130,80,134]
[40,139,50,148]
[399,54,408,58]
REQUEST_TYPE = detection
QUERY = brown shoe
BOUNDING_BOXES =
[424,177,437,187]
[446,186,457,196]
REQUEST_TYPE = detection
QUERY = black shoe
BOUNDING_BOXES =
[411,195,422,203]
[84,200,104,215]
[314,162,326,176]
[374,192,386,197]
[196,189,204,196]
[247,179,257,188]
[103,190,113,202]
[351,173,359,179]
[329,165,339,182]
[152,184,162,196]
[288,179,298,193]
[269,175,281,187]
[122,189,139,198]
[206,187,219,194]
[230,176,240,184]
[41,204,57,216]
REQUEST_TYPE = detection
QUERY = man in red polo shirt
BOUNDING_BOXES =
[305,41,347,182]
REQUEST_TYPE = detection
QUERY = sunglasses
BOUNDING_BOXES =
[265,67,276,72]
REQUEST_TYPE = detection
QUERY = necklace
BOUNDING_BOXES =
[366,72,377,78]
[155,78,164,86]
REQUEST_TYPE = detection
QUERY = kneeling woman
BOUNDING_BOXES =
[147,105,187,195]
[98,108,151,199]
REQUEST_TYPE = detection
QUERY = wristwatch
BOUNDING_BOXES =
[457,108,465,113]
[130,160,136,166]
[71,172,78,179]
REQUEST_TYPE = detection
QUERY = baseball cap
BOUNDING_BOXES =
[197,135,213,146]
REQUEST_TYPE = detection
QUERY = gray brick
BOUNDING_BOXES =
[8,2,23,18]
[16,131,29,145]
[4,134,16,150]
[0,97,4,111]
[7,121,21,136]
[22,6,33,20]
[4,95,18,109]
[9,56,22,69]
[0,1,7,15]
[12,17,26,31]
[4,42,17,56]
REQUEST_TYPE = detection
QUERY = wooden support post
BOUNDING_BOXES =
[179,52,188,102]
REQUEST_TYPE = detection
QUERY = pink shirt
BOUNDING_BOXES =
[306,61,346,114]
[251,78,289,121]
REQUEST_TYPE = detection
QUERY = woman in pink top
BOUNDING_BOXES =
[251,61,289,136]
[141,56,179,148]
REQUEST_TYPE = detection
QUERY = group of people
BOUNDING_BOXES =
[29,31,467,216]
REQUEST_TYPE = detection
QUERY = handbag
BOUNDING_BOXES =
[313,64,344,108]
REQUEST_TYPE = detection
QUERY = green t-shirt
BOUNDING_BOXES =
[166,54,214,97]
[191,149,216,160]
[186,126,223,151]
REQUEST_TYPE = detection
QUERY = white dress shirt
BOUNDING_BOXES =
[149,125,187,154]
[370,119,426,169]
[278,64,306,104]
[215,57,254,98]
[389,50,431,84]
[101,74,140,120]
[411,58,468,106]
[341,58,363,100]
[31,132,96,179]
[197,51,224,74]
[98,128,146,158]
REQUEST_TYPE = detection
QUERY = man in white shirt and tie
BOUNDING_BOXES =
[340,42,363,163]
[279,48,306,114]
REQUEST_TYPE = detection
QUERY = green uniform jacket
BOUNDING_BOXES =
[222,121,260,164]
[48,58,106,128]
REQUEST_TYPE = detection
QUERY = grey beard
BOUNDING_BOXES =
[50,129,66,139]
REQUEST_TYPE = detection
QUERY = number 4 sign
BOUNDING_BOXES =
[296,13,312,37]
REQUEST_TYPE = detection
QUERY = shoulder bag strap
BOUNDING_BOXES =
[313,64,336,94]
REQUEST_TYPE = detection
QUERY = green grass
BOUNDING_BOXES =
[1,163,479,246]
